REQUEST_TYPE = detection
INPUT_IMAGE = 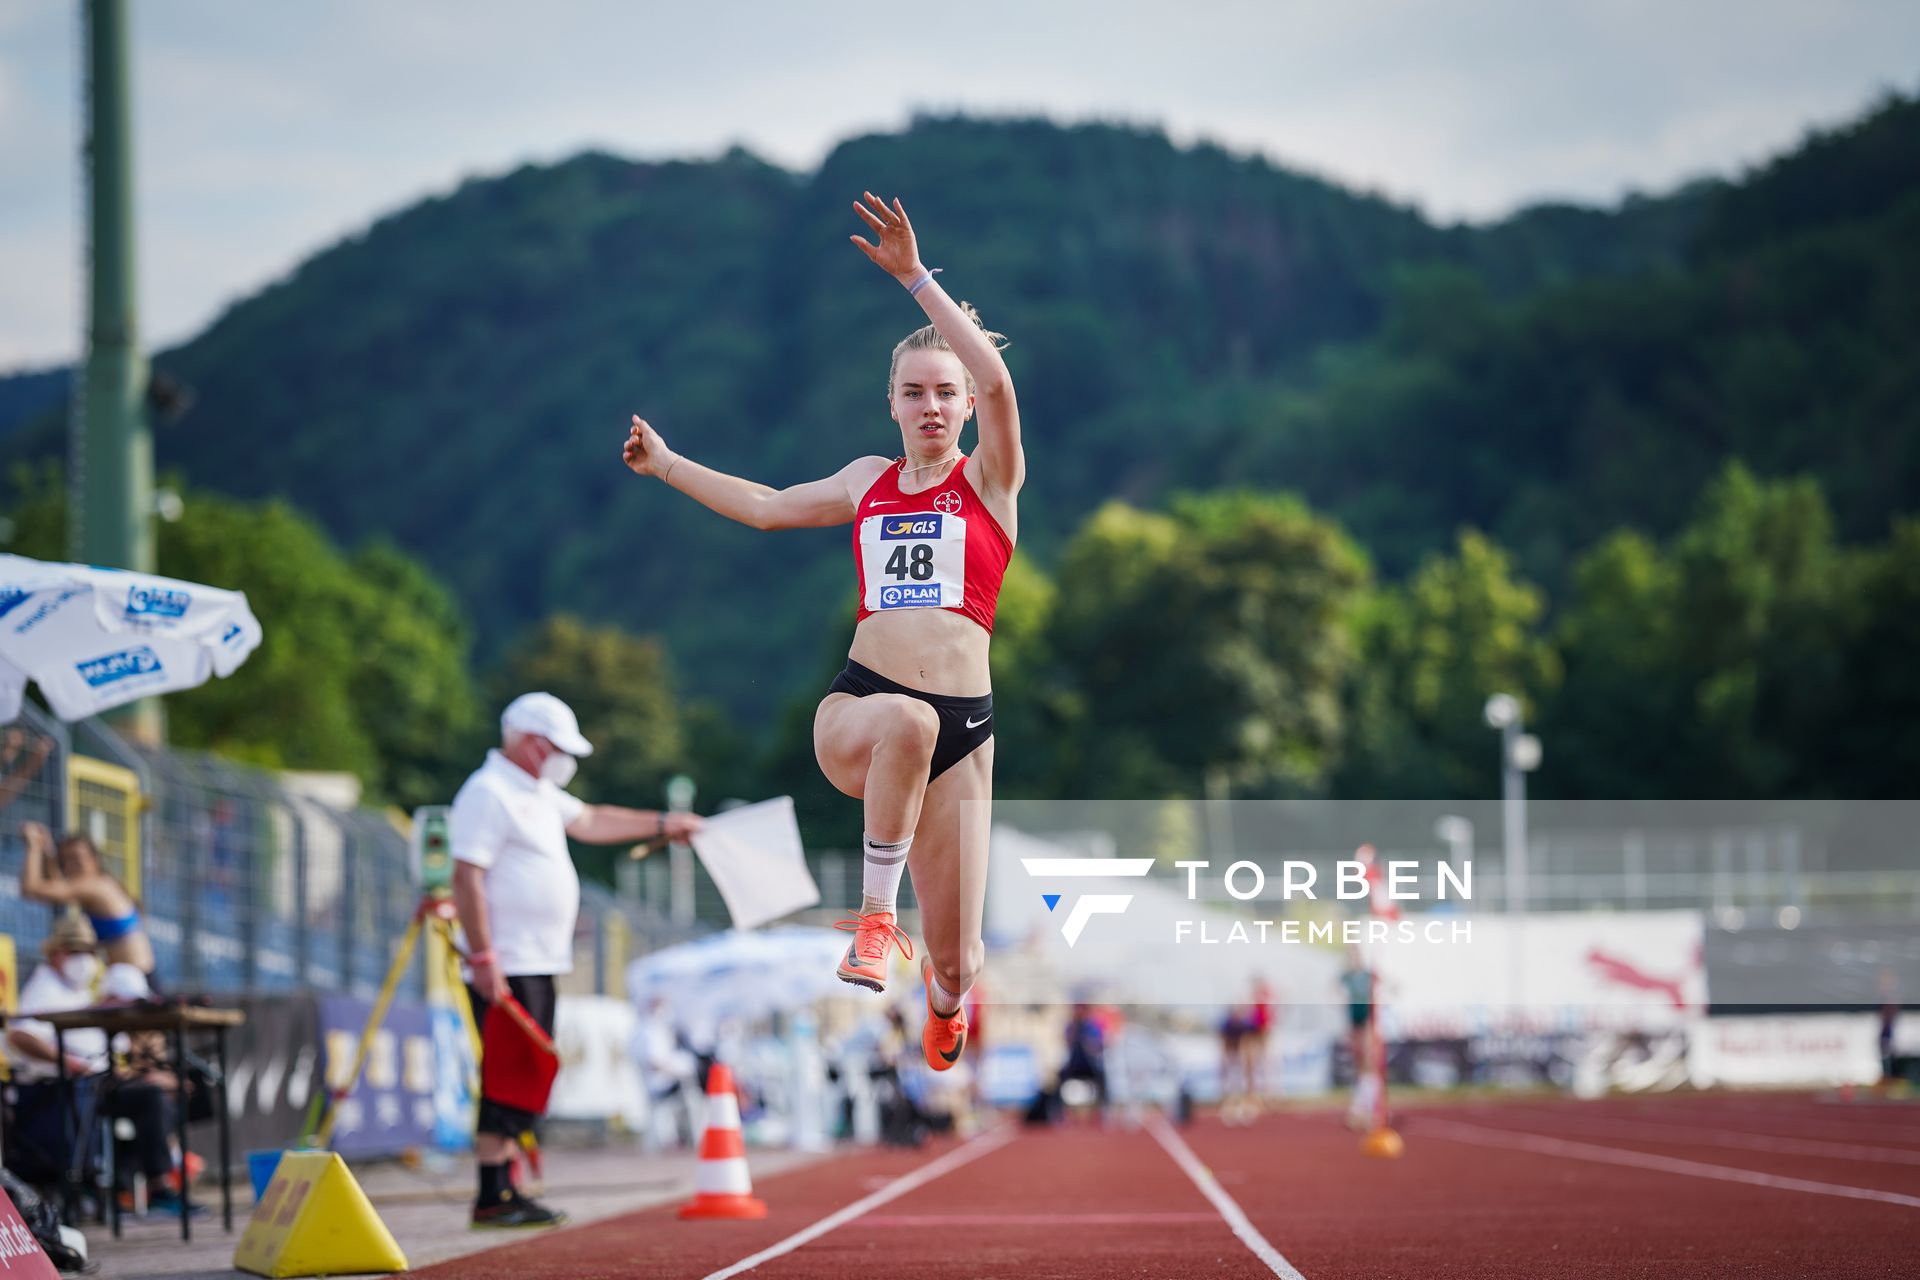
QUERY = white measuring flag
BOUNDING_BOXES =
[689,796,820,931]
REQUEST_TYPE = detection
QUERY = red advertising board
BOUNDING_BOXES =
[0,1187,59,1279]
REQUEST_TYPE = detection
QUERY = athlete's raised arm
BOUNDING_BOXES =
[850,194,1024,500]
[623,415,885,530]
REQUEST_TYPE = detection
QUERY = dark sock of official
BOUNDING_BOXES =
[478,1161,512,1204]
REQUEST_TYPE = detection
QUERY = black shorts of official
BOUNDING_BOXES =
[466,973,558,1139]
[828,659,993,783]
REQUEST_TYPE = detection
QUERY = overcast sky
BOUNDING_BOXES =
[0,0,1914,371]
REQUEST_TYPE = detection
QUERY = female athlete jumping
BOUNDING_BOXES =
[623,193,1021,1071]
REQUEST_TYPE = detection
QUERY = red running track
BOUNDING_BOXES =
[415,1092,1918,1279]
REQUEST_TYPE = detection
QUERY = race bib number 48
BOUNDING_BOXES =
[861,512,968,611]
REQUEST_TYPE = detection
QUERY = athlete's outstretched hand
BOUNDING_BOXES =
[849,192,925,282]
[623,415,676,479]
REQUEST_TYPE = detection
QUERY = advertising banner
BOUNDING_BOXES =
[317,995,437,1157]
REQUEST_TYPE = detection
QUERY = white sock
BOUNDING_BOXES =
[1350,1073,1381,1124]
[928,968,966,1017]
[861,833,911,912]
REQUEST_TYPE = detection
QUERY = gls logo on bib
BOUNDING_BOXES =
[881,515,942,540]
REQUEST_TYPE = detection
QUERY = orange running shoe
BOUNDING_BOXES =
[920,957,969,1071]
[834,910,912,993]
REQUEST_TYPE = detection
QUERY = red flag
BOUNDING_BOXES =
[480,996,561,1115]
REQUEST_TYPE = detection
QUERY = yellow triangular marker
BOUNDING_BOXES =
[234,1151,408,1277]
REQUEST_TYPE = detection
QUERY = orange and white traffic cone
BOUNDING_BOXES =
[678,1063,768,1220]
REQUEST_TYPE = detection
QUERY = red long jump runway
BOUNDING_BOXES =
[418,1093,1918,1278]
[412,1122,1299,1279]
[1181,1093,1919,1279]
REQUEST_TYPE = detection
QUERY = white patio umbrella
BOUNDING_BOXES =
[626,926,853,1026]
[0,553,263,722]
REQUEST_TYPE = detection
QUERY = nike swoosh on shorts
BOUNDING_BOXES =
[966,714,991,729]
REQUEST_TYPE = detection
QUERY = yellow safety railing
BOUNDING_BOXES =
[64,755,143,899]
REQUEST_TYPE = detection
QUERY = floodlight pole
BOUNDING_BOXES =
[76,0,152,575]
[76,0,161,740]
[1485,693,1541,1028]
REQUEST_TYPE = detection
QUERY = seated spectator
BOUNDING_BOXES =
[5,913,191,1216]
[6,912,110,1190]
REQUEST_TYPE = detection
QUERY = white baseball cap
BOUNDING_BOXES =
[500,692,594,757]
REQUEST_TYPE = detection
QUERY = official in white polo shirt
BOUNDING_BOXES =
[450,691,703,1229]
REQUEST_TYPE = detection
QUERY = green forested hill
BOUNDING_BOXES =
[5,100,1914,724]
[1208,92,1920,585]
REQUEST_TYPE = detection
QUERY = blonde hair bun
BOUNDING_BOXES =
[888,303,1010,393]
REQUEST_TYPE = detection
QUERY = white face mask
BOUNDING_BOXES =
[539,751,578,789]
[58,954,99,990]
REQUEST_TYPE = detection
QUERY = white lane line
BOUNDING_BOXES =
[1422,1119,1920,1210]
[700,1127,1020,1280]
[1523,1100,1920,1144]
[1143,1112,1307,1279]
[863,1211,1221,1227]
[1450,1115,1920,1166]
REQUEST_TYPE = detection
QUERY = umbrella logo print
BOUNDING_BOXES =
[1021,856,1154,947]
[77,645,164,689]
[126,584,192,618]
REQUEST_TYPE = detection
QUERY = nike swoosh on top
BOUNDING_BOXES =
[965,714,991,729]
[866,500,901,506]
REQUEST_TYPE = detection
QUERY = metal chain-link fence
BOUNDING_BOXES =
[0,703,68,969]
[3,710,696,1001]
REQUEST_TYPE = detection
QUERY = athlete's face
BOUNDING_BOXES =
[889,349,972,459]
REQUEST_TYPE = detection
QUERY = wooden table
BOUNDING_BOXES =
[42,1004,245,1242]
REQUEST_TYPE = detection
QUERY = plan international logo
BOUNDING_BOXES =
[1020,856,1153,947]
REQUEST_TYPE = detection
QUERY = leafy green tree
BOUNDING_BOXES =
[484,615,692,887]
[1665,465,1855,794]
[1533,529,1684,798]
[156,495,385,779]
[1541,463,1865,797]
[1829,518,1920,795]
[343,542,483,809]
[988,554,1068,798]
[484,615,687,810]
[1049,494,1369,796]
[0,461,65,555]
[1336,530,1559,797]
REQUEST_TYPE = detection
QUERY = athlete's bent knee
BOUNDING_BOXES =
[876,697,939,760]
[934,941,985,997]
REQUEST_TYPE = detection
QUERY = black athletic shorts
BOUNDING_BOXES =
[828,659,993,783]
[467,972,558,1138]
